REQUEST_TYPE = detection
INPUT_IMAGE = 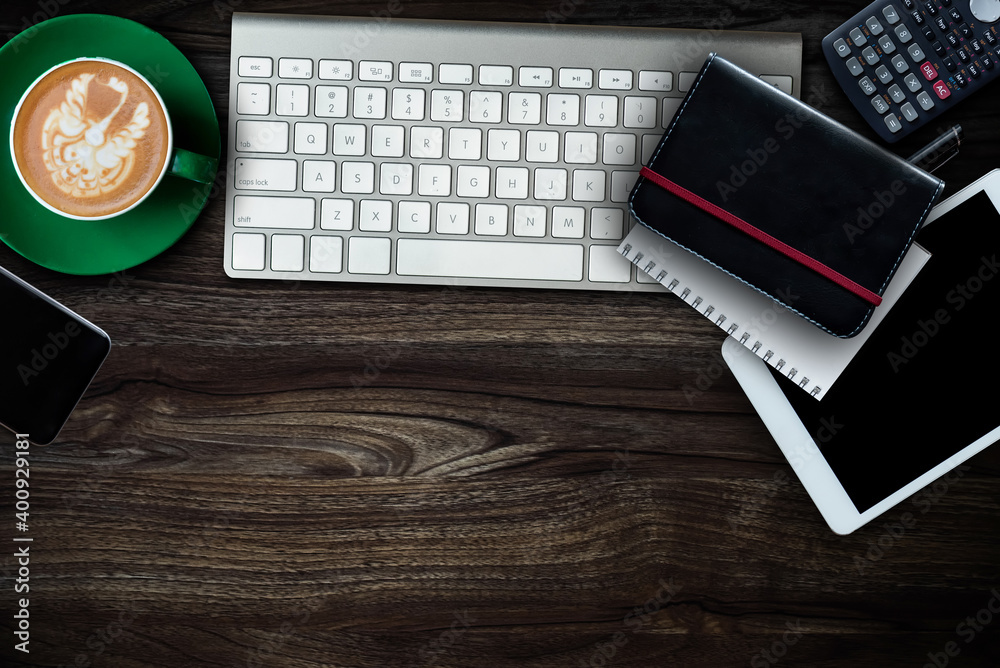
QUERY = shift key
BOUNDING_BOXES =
[234,158,297,191]
[234,196,315,229]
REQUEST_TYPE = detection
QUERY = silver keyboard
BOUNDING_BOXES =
[225,13,802,290]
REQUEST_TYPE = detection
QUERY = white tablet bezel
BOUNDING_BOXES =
[722,169,1000,534]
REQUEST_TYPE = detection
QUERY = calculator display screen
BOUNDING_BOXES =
[775,191,1000,512]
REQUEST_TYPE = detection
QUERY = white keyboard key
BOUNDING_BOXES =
[610,170,640,202]
[379,163,413,195]
[315,86,349,118]
[235,120,288,153]
[559,68,593,89]
[232,233,265,270]
[410,126,444,159]
[495,167,529,199]
[599,69,633,90]
[638,70,673,91]
[479,64,514,86]
[641,134,660,164]
[321,199,354,230]
[275,84,309,116]
[589,245,631,282]
[661,99,683,127]
[430,90,464,122]
[310,236,343,273]
[333,124,366,156]
[546,94,580,126]
[318,59,352,80]
[237,83,270,115]
[278,58,312,79]
[360,200,393,232]
[234,195,314,228]
[637,267,659,284]
[585,95,618,127]
[551,206,586,238]
[449,128,482,159]
[347,237,391,275]
[623,96,657,128]
[437,202,470,234]
[359,61,393,81]
[397,201,432,233]
[353,87,388,119]
[513,205,547,237]
[439,63,473,84]
[234,158,297,191]
[457,165,490,197]
[294,122,328,155]
[399,62,434,83]
[475,203,509,235]
[418,164,452,196]
[572,170,606,202]
[508,92,542,124]
[391,88,426,121]
[678,71,698,92]
[372,125,406,158]
[603,133,637,165]
[341,161,376,194]
[534,168,567,200]
[302,160,336,193]
[487,129,520,161]
[519,66,554,87]
[271,234,304,271]
[760,74,794,95]
[239,57,272,78]
[590,208,625,239]
[564,132,598,164]
[469,91,503,123]
[525,130,559,163]
[397,239,584,281]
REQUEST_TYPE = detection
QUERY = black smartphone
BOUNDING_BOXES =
[1,266,111,444]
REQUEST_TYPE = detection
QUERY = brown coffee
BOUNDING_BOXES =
[11,59,170,218]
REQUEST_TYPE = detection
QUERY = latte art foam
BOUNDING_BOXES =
[12,60,170,218]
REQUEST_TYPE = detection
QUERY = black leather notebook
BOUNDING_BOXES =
[629,54,945,338]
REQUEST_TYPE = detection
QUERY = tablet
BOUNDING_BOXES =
[723,169,1000,534]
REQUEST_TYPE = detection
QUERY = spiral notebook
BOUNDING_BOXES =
[618,223,931,400]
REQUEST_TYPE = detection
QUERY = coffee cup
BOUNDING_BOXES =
[9,57,217,221]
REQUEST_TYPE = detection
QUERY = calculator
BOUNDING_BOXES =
[823,0,999,142]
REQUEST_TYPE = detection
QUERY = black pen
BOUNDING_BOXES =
[907,124,963,174]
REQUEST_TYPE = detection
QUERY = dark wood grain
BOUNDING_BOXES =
[2,1,1000,666]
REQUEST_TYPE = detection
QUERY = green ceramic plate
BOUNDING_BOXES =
[0,14,221,275]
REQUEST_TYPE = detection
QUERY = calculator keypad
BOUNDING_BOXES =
[824,1,998,142]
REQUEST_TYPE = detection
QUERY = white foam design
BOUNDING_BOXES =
[40,72,151,197]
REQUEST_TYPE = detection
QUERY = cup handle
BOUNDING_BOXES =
[167,148,219,184]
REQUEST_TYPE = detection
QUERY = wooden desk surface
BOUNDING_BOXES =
[2,1,999,666]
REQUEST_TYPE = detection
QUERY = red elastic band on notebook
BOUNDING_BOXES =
[638,167,883,307]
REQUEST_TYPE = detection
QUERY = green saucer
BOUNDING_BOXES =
[0,14,221,275]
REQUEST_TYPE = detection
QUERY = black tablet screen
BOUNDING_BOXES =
[0,269,111,444]
[775,190,1000,512]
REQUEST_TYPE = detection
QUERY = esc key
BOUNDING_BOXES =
[239,57,274,78]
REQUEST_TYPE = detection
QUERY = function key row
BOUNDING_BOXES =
[238,57,680,91]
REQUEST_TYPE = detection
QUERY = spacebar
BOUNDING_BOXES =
[396,239,584,281]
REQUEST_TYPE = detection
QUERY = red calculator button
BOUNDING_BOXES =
[920,61,938,80]
[933,80,952,99]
